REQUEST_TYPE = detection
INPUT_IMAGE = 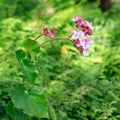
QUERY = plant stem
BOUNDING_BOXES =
[27,33,44,53]
[39,38,73,48]
[34,55,48,87]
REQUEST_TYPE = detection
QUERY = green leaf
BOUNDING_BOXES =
[16,49,36,84]
[10,84,49,118]
[22,58,37,84]
[6,101,15,119]
[37,60,49,86]
[6,101,28,120]
[23,39,40,54]
[16,49,26,62]
[48,103,57,120]
[23,39,32,49]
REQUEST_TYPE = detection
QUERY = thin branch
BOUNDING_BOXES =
[27,33,44,53]
[39,38,73,48]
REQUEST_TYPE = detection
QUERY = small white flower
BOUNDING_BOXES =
[82,39,94,56]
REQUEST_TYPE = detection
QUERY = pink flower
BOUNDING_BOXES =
[72,16,94,56]
[72,16,84,28]
[72,30,80,39]
[72,30,85,40]
[82,39,94,56]
[72,16,83,23]
[47,7,55,14]
[73,39,81,48]
[50,29,57,38]
[43,28,57,38]
[73,38,94,56]
[81,39,94,49]
[72,16,94,36]
[43,28,50,36]
[81,21,94,35]
[84,21,94,31]
[87,30,93,35]
[51,29,56,35]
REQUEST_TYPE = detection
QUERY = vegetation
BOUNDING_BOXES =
[0,0,120,119]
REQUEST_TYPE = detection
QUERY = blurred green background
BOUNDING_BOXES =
[0,0,120,119]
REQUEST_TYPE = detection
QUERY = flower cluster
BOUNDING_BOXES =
[41,16,94,56]
[43,28,57,38]
[72,16,94,56]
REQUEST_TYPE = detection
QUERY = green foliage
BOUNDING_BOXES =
[23,40,40,54]
[0,82,10,119]
[0,0,120,120]
[7,101,28,120]
[16,49,37,84]
[16,49,26,62]
[22,58,37,84]
[0,0,41,20]
[10,84,49,118]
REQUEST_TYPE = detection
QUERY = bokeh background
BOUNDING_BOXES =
[0,0,120,119]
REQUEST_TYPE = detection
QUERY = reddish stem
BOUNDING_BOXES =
[27,33,44,53]
[39,38,73,48]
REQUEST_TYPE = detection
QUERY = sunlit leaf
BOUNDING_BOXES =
[10,84,49,118]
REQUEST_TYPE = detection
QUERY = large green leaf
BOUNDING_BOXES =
[10,84,49,118]
[7,101,28,120]
[6,101,15,119]
[16,49,26,62]
[23,39,40,54]
[16,49,37,84]
[22,58,37,84]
